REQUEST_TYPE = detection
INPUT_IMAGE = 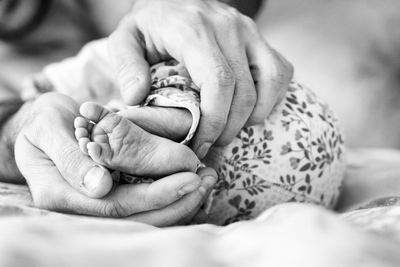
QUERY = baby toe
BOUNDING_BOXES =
[80,102,110,123]
[75,127,89,139]
[74,116,89,128]
[79,137,90,154]
[87,142,103,163]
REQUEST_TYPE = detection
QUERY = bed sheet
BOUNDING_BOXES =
[1,149,400,267]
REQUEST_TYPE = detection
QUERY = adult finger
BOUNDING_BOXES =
[246,34,293,125]
[211,12,257,146]
[108,19,151,106]
[15,132,107,212]
[17,133,208,218]
[179,31,235,159]
[26,94,113,199]
[128,167,217,226]
[118,106,192,142]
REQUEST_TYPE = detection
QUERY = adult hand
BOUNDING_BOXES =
[108,0,293,159]
[14,92,217,226]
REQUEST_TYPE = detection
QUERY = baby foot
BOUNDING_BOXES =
[118,106,192,142]
[74,102,200,177]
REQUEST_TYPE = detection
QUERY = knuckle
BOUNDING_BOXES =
[227,7,241,18]
[204,114,228,133]
[283,59,294,81]
[215,64,236,88]
[176,7,205,29]
[187,6,205,21]
[152,199,165,210]
[216,135,235,147]
[218,10,240,26]
[269,78,286,96]
[228,60,248,78]
[231,78,257,111]
[231,91,257,116]
[265,63,291,96]
[274,53,294,83]
[240,14,257,31]
[101,200,128,218]
[242,91,257,108]
[176,16,206,41]
[247,114,265,126]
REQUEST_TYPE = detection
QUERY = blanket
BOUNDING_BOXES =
[1,149,400,266]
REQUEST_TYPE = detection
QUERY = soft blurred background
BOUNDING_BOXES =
[257,0,400,148]
[1,0,400,148]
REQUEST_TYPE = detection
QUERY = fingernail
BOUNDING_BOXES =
[196,142,212,159]
[83,166,105,191]
[199,175,217,194]
[194,163,206,174]
[178,182,200,197]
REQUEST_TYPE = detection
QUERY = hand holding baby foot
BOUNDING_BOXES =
[118,106,192,142]
[75,102,200,177]
[109,0,293,159]
[15,93,216,225]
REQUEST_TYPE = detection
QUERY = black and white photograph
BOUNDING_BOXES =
[0,0,399,266]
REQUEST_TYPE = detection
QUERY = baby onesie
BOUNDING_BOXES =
[23,39,346,225]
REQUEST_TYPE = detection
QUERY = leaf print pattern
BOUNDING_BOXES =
[204,80,345,225]
[117,60,346,226]
[224,195,256,225]
[28,42,346,226]
[279,82,344,180]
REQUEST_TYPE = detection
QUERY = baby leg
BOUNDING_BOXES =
[74,102,200,177]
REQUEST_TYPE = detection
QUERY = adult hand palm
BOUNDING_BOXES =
[14,93,216,226]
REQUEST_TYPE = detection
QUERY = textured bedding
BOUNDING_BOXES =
[1,149,400,267]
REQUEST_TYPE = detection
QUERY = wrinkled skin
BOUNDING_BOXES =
[109,0,293,158]
[14,92,217,226]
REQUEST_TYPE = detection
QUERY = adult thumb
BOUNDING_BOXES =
[108,27,151,105]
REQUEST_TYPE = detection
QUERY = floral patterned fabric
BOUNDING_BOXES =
[203,80,345,225]
[24,40,346,225]
[135,60,346,225]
